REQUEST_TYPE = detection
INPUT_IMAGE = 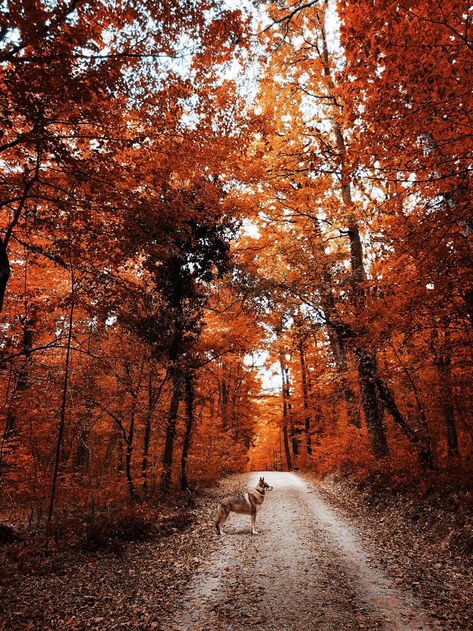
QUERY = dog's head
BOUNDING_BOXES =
[258,476,273,492]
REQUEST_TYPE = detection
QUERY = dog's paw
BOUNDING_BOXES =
[251,529,259,535]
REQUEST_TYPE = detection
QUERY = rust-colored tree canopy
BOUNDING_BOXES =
[0,1,472,628]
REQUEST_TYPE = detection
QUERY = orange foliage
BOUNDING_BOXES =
[0,0,472,536]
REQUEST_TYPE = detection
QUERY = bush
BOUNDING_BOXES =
[85,506,156,551]
[0,523,21,545]
[84,505,193,551]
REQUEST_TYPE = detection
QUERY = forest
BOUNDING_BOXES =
[0,1,472,629]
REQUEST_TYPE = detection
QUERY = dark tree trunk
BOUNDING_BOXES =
[282,426,292,470]
[326,325,360,427]
[355,348,389,458]
[220,366,229,430]
[159,366,182,494]
[0,239,11,313]
[298,340,312,455]
[3,410,16,439]
[125,412,138,501]
[1,315,34,453]
[283,357,299,455]
[117,439,124,473]
[444,395,459,458]
[141,419,152,494]
[141,370,154,495]
[317,13,432,467]
[375,373,433,468]
[17,316,33,391]
[74,430,90,470]
[142,368,167,493]
[0,171,38,313]
[180,371,194,492]
[102,432,119,475]
[355,346,433,468]
[47,297,74,524]
[74,385,93,473]
[435,350,459,458]
[315,227,361,428]
[280,356,293,469]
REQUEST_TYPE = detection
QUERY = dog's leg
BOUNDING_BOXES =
[215,504,229,535]
[215,504,223,534]
[219,509,229,534]
[251,510,258,535]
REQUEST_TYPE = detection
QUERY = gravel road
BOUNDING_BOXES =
[165,471,434,631]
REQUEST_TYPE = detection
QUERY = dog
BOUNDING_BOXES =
[214,477,273,535]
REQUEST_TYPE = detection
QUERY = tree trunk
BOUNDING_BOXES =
[326,324,360,427]
[102,432,119,475]
[74,388,93,473]
[125,412,138,501]
[355,346,433,467]
[17,315,33,391]
[47,296,74,524]
[315,224,361,428]
[298,340,312,455]
[141,420,152,494]
[74,430,90,470]
[3,410,16,439]
[142,369,154,495]
[159,366,182,494]
[180,371,194,492]
[283,356,300,455]
[117,439,124,473]
[220,364,230,430]
[142,368,167,493]
[279,356,293,469]
[0,238,11,313]
[1,314,34,458]
[434,329,459,458]
[355,348,389,458]
[282,426,292,470]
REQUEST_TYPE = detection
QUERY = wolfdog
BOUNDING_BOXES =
[214,477,273,535]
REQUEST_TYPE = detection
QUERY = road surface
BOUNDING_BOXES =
[165,471,433,631]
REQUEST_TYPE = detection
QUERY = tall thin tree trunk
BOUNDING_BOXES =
[74,430,90,471]
[320,15,389,452]
[47,295,74,524]
[142,368,167,493]
[279,355,293,469]
[180,371,194,492]
[434,324,459,458]
[220,364,230,430]
[298,340,312,455]
[160,366,182,494]
[117,439,124,473]
[102,432,119,475]
[287,373,299,456]
[282,426,292,470]
[314,223,361,428]
[142,369,155,495]
[125,412,137,501]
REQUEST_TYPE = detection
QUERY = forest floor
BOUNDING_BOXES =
[1,471,472,630]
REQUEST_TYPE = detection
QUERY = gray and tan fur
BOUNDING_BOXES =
[215,477,273,535]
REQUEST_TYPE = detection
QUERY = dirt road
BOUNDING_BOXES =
[165,472,433,631]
